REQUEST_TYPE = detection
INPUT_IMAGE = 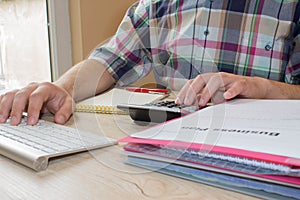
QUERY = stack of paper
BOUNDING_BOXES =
[119,99,300,199]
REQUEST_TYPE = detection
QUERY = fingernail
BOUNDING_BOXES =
[28,116,35,125]
[0,114,4,122]
[58,115,65,123]
[11,116,17,124]
[199,98,205,105]
[184,97,191,105]
[223,91,232,99]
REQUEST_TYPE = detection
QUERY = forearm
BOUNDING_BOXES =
[54,59,116,102]
[263,78,300,99]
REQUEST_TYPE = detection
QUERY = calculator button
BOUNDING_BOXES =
[117,100,199,123]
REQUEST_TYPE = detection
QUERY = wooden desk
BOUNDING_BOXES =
[0,112,259,200]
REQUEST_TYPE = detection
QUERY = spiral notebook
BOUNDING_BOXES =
[75,88,167,114]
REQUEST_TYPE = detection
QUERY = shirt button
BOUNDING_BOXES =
[204,30,209,36]
[265,44,272,51]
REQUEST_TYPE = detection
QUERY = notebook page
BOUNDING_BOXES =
[75,88,167,114]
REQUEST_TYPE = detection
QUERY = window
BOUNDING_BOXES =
[0,0,72,90]
[0,0,51,89]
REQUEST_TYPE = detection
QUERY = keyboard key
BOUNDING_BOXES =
[0,119,116,171]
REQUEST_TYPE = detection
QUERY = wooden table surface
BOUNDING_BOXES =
[0,112,259,200]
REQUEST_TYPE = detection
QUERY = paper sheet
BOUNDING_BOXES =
[79,88,167,106]
[125,99,300,161]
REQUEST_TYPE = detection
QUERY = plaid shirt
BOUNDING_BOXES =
[90,0,300,88]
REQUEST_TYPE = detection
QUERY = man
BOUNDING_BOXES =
[0,0,299,126]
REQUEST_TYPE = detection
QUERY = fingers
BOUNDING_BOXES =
[10,83,40,125]
[176,72,249,107]
[0,83,39,125]
[0,82,74,126]
[184,75,208,105]
[26,83,51,125]
[176,74,211,105]
[223,80,246,100]
[200,73,250,106]
[176,73,221,106]
[26,83,74,125]
[0,89,19,123]
[175,79,194,105]
[54,96,74,124]
[200,73,228,106]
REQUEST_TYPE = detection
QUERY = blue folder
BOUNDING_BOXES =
[126,156,300,200]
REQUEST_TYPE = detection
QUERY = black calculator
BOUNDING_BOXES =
[117,100,199,123]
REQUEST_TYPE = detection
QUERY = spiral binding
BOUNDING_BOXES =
[125,143,300,176]
[182,147,291,173]
[75,104,127,115]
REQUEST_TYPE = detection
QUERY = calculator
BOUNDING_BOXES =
[117,100,199,123]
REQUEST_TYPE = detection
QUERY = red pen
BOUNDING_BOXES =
[125,87,169,94]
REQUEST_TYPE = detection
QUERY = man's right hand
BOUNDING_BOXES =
[0,82,74,126]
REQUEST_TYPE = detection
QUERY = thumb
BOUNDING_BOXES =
[54,98,74,124]
[223,82,244,100]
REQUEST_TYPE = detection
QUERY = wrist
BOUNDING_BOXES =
[262,78,300,99]
[54,79,74,97]
[255,77,271,98]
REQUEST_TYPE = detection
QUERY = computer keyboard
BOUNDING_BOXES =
[0,119,116,171]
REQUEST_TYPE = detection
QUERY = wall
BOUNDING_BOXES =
[69,0,155,87]
[69,0,136,64]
